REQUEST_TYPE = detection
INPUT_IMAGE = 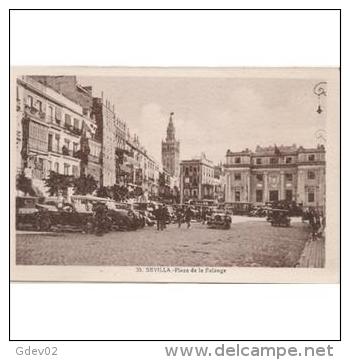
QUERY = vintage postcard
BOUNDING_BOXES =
[10,67,339,283]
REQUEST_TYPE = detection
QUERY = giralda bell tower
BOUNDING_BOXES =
[161,112,180,178]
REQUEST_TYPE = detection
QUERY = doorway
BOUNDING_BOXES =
[269,190,279,202]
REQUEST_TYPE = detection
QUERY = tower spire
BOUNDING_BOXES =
[166,112,175,141]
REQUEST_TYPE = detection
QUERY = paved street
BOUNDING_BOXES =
[16,217,312,268]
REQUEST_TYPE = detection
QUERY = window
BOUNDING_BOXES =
[62,139,70,155]
[270,157,278,164]
[256,189,263,202]
[64,163,70,176]
[256,173,263,182]
[48,106,54,121]
[72,165,79,177]
[286,157,292,164]
[54,162,59,173]
[47,161,52,171]
[235,191,240,202]
[308,154,315,161]
[54,134,60,152]
[234,173,241,181]
[27,95,33,107]
[48,133,53,152]
[308,171,315,180]
[55,107,62,122]
[64,114,71,127]
[256,158,262,165]
[74,118,80,130]
[269,190,279,202]
[36,100,42,112]
[285,190,293,201]
[73,142,78,153]
[285,173,293,182]
[308,191,315,203]
[235,157,241,164]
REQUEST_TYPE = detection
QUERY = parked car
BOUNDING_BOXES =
[16,196,51,231]
[207,212,232,229]
[249,206,268,217]
[42,201,94,231]
[107,209,140,231]
[270,209,291,227]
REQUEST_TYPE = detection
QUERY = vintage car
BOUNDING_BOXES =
[270,209,291,227]
[225,202,252,216]
[42,200,94,231]
[207,212,232,229]
[16,196,51,231]
[249,206,269,218]
[105,208,140,231]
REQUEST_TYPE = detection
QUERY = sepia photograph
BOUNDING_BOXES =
[10,67,339,283]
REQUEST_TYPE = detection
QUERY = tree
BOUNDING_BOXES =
[44,171,74,196]
[96,186,112,199]
[16,172,36,196]
[73,174,98,195]
[110,184,129,202]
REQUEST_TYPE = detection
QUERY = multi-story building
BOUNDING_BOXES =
[213,164,226,202]
[162,112,180,178]
[16,76,92,195]
[123,131,161,200]
[32,75,101,185]
[224,144,326,209]
[30,76,94,118]
[179,153,215,204]
[92,96,117,187]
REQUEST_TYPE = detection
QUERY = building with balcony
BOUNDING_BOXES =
[31,75,103,186]
[224,144,326,209]
[16,76,91,195]
[180,153,216,204]
[122,131,161,200]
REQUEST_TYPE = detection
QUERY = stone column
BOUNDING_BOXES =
[246,172,251,202]
[280,171,285,200]
[263,171,268,202]
[297,169,305,205]
[224,173,229,201]
[226,173,230,202]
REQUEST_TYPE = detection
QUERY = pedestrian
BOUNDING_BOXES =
[201,207,207,224]
[93,202,109,236]
[154,205,161,231]
[176,207,183,228]
[160,204,168,231]
[184,206,193,229]
[309,209,318,241]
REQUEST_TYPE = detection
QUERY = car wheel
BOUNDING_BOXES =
[39,216,51,231]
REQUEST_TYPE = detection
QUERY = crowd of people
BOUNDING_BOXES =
[302,208,326,241]
[153,204,197,230]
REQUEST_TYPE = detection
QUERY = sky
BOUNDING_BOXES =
[78,75,326,165]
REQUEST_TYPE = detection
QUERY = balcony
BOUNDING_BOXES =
[63,123,82,136]
[24,105,47,123]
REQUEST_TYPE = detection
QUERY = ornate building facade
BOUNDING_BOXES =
[180,153,216,204]
[161,112,180,178]
[224,144,326,209]
[16,76,96,195]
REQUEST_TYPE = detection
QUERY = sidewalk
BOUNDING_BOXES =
[297,236,325,268]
